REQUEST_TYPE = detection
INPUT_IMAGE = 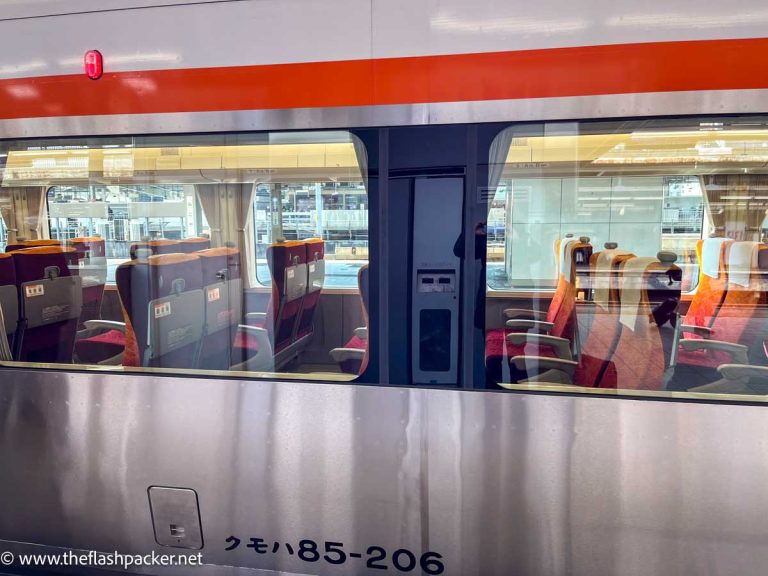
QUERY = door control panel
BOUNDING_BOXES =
[417,270,456,293]
[148,486,204,549]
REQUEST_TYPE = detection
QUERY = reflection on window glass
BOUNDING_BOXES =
[47,184,199,283]
[488,175,704,291]
[252,181,368,288]
[0,131,369,382]
[485,118,768,399]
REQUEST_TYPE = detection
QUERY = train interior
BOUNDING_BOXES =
[486,121,768,396]
[0,118,766,397]
[0,131,369,381]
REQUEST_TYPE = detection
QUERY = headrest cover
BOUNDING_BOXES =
[604,242,618,249]
[558,239,577,281]
[593,249,631,309]
[619,256,658,331]
[701,237,733,279]
[728,241,759,288]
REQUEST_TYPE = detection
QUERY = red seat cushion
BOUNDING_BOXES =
[344,335,367,350]
[234,331,260,353]
[74,329,125,364]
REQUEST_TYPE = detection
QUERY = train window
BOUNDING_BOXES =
[252,180,368,289]
[485,117,768,397]
[0,131,369,382]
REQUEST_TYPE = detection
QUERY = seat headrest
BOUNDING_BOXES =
[619,256,658,331]
[197,247,240,258]
[701,237,733,279]
[12,245,76,256]
[69,237,104,244]
[147,253,199,267]
[592,249,633,309]
[657,251,677,264]
[728,241,760,288]
[558,239,577,280]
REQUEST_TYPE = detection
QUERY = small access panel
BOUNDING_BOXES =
[411,177,463,385]
[148,486,204,549]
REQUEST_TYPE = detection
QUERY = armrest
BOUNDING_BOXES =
[680,324,712,338]
[82,320,126,333]
[510,355,578,376]
[329,348,366,363]
[238,325,273,354]
[503,308,547,320]
[244,312,267,328]
[717,364,768,382]
[505,319,554,333]
[234,325,274,371]
[679,339,749,364]
[507,333,572,360]
[354,327,368,339]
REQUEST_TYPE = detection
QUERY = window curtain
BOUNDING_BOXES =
[0,189,17,244]
[195,183,259,288]
[236,183,258,289]
[701,175,768,240]
[0,187,46,243]
[25,186,48,239]
[195,184,223,247]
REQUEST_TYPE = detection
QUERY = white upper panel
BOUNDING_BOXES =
[372,0,768,58]
[0,0,225,19]
[0,0,765,79]
[0,0,373,78]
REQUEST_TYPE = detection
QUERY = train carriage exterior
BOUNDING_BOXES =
[1,1,768,575]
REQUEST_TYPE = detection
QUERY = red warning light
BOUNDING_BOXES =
[84,50,103,80]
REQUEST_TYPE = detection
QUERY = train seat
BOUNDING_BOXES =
[330,264,370,374]
[177,237,211,253]
[5,239,62,252]
[11,246,83,363]
[607,256,674,390]
[485,237,592,387]
[296,239,325,341]
[680,237,733,336]
[233,240,307,371]
[667,242,768,391]
[512,254,669,390]
[0,253,19,359]
[196,247,245,370]
[129,239,179,259]
[117,253,205,368]
[507,247,632,388]
[67,236,108,325]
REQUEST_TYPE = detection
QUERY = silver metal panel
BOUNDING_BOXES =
[0,89,767,139]
[2,369,768,575]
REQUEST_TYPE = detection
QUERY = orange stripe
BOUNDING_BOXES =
[1,38,768,119]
